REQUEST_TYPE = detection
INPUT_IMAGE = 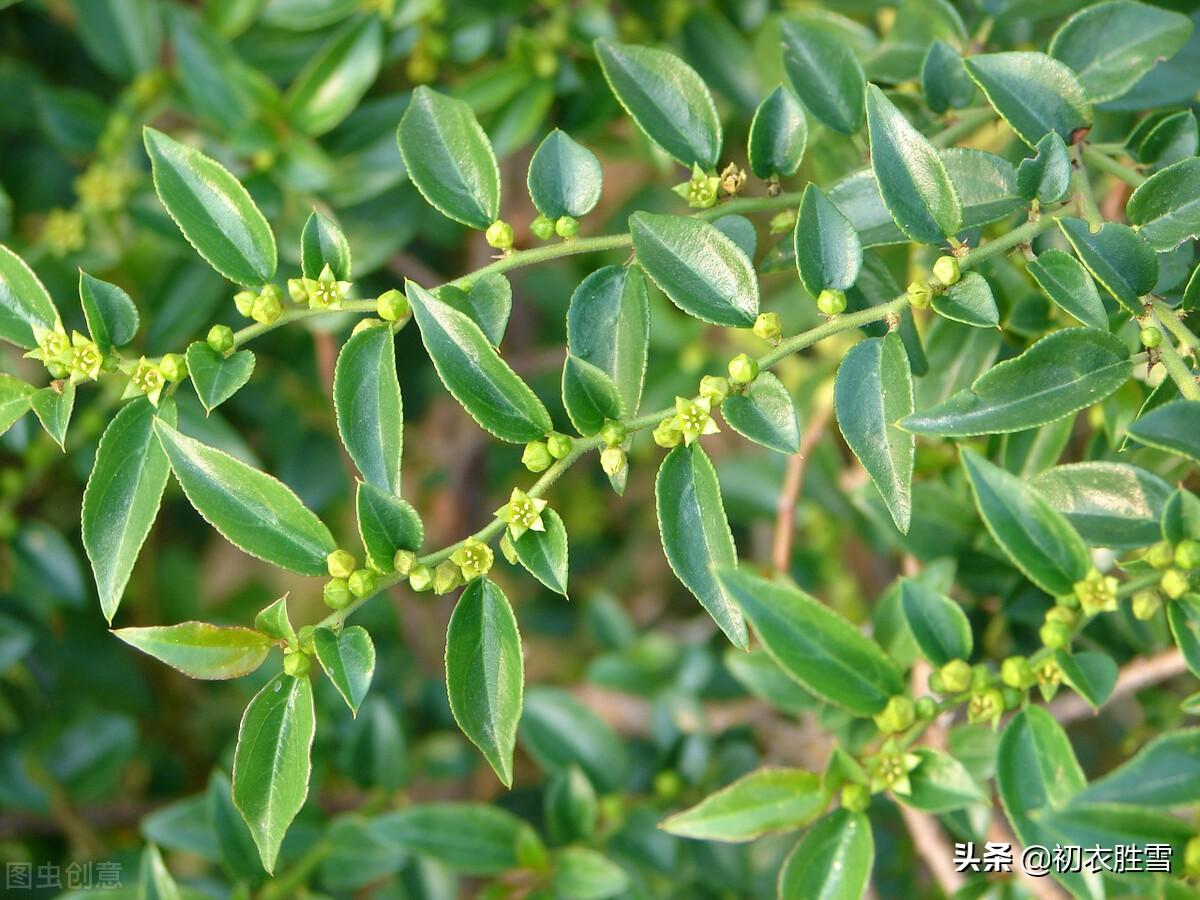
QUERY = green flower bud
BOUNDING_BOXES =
[1040,619,1072,650]
[1046,604,1079,626]
[907,280,932,309]
[653,770,683,799]
[348,568,378,599]
[653,417,683,448]
[1175,539,1200,571]
[522,440,553,473]
[485,219,515,252]
[207,324,235,355]
[47,361,70,379]
[728,353,759,385]
[251,291,283,325]
[1161,567,1190,600]
[554,216,579,239]
[873,695,915,734]
[234,290,257,317]
[530,214,556,241]
[327,549,357,579]
[287,278,308,304]
[546,432,574,459]
[816,289,846,316]
[450,538,493,581]
[971,664,992,692]
[499,532,518,564]
[1147,541,1175,569]
[283,650,311,677]
[323,577,352,610]
[296,625,315,653]
[393,549,417,576]
[158,353,187,383]
[433,559,462,594]
[599,419,627,448]
[698,375,729,406]
[1131,590,1161,621]
[752,311,782,342]
[932,255,961,286]
[841,782,871,813]
[408,564,433,592]
[914,696,937,720]
[1140,326,1162,349]
[1185,835,1200,878]
[600,446,626,477]
[377,289,409,322]
[938,659,972,694]
[1001,656,1034,689]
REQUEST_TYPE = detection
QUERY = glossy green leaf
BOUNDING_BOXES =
[30,381,74,449]
[594,39,721,169]
[779,21,865,135]
[356,481,423,571]
[835,333,914,533]
[965,52,1092,148]
[300,210,351,281]
[1128,400,1200,464]
[921,40,974,113]
[656,445,746,649]
[334,325,403,495]
[79,271,138,353]
[631,213,758,327]
[406,281,552,443]
[438,274,512,347]
[777,810,873,900]
[566,266,649,415]
[961,449,1089,595]
[1133,110,1198,170]
[139,844,180,900]
[1055,650,1117,708]
[514,508,568,596]
[286,16,382,136]
[1162,489,1200,544]
[552,847,629,900]
[114,621,271,680]
[660,768,825,842]
[1077,728,1200,807]
[232,673,315,872]
[794,184,861,296]
[899,579,972,666]
[1060,218,1158,315]
[446,578,523,787]
[902,328,1130,436]
[1027,249,1107,330]
[1169,595,1200,678]
[866,85,961,244]
[716,567,903,716]
[186,343,255,415]
[747,85,807,179]
[527,129,602,219]
[313,625,375,716]
[84,399,175,622]
[1049,1,1193,104]
[372,803,524,875]
[1016,133,1071,205]
[905,748,987,813]
[520,687,630,791]
[155,420,336,575]
[0,243,58,348]
[397,87,500,230]
[562,354,624,437]
[932,271,998,328]
[69,0,161,81]
[0,374,32,435]
[144,128,277,286]
[1126,157,1200,252]
[721,372,800,455]
[1031,462,1172,549]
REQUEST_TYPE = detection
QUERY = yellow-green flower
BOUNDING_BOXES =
[672,163,720,209]
[675,396,719,445]
[42,208,85,256]
[302,264,351,310]
[67,332,103,383]
[26,322,70,367]
[869,740,922,796]
[1073,568,1118,615]
[494,487,548,539]
[129,357,165,405]
[74,163,134,213]
[451,538,494,580]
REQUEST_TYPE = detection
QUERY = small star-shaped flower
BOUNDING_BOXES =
[303,264,351,310]
[128,357,165,406]
[67,332,103,383]
[450,538,494,581]
[675,396,719,445]
[868,739,922,796]
[493,487,548,540]
[25,322,70,366]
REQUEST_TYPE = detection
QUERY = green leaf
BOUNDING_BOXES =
[356,481,423,571]
[155,420,336,575]
[1128,400,1200,464]
[1133,110,1198,170]
[1059,218,1158,314]
[373,803,524,875]
[721,371,801,454]
[232,673,315,873]
[631,213,758,327]
[905,748,987,814]
[660,768,825,842]
[921,40,974,114]
[1031,462,1172,549]
[902,328,1131,437]
[313,625,375,716]
[513,508,568,596]
[168,6,259,133]
[30,381,74,450]
[779,22,866,135]
[186,343,255,415]
[1162,488,1200,544]
[1169,595,1200,678]
[144,128,277,286]
[552,847,629,900]
[437,274,513,347]
[1126,157,1200,252]
[286,16,383,136]
[899,579,972,666]
[865,85,961,244]
[747,85,807,179]
[1049,1,1194,105]
[932,271,998,328]
[965,51,1091,149]
[961,449,1090,596]
[1077,728,1200,808]
[1017,133,1071,205]
[333,325,403,495]
[445,578,523,787]
[778,810,873,900]
[527,129,602,219]
[139,844,181,900]
[566,266,649,416]
[655,445,746,649]
[593,39,722,169]
[835,333,914,533]
[406,281,552,443]
[794,184,861,296]
[208,770,263,883]
[113,621,272,680]
[69,0,161,81]
[724,647,816,714]
[0,244,58,348]
[1055,650,1117,708]
[397,87,500,230]
[79,271,138,354]
[716,567,904,716]
[300,210,352,281]
[520,687,630,791]
[1027,249,1108,331]
[0,374,32,435]
[83,399,175,622]
[562,354,624,437]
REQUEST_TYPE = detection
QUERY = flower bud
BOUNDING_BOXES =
[914,696,937,720]
[600,446,626,477]
[522,440,553,473]
[1040,619,1072,650]
[554,216,579,239]
[1185,835,1200,878]
[234,290,257,317]
[207,324,235,355]
[932,255,961,286]
[1001,656,1034,689]
[287,278,308,304]
[348,568,378,599]
[599,419,626,448]
[485,220,515,252]
[393,549,417,576]
[296,625,315,653]
[323,577,352,610]
[326,549,357,579]
[938,659,972,694]
[1131,590,1161,621]
[728,353,759,385]
[816,289,846,316]
[1146,541,1175,569]
[1161,568,1190,600]
[377,289,409,322]
[1140,326,1162,349]
[251,291,283,325]
[1046,604,1078,627]
[841,782,870,813]
[1175,539,1200,571]
[158,353,187,383]
[433,560,462,594]
[283,650,311,677]
[907,280,932,309]
[653,417,683,448]
[698,375,729,406]
[752,312,782,342]
[409,564,433,592]
[530,214,555,241]
[873,695,915,734]
[546,432,574,459]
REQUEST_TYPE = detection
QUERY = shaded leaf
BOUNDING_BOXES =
[747,85,807,179]
[722,372,800,454]
[79,271,138,353]
[527,129,602,219]
[333,325,403,494]
[1031,462,1172,549]
[794,183,861,296]
[186,343,255,414]
[780,21,865,135]
[1027,249,1107,330]
[932,271,998,328]
[965,51,1091,148]
[314,625,375,715]
[1059,217,1158,314]
[513,508,568,596]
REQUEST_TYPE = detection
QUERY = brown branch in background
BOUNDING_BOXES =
[1048,648,1187,725]
[899,804,967,896]
[771,394,833,572]
[988,814,1071,900]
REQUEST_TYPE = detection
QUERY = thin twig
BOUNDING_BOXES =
[1048,648,1188,725]
[771,394,832,573]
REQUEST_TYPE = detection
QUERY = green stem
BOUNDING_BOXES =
[1069,146,1104,229]
[1151,309,1200,401]
[958,213,1063,271]
[1150,299,1200,354]
[930,107,996,148]
[1081,146,1146,187]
